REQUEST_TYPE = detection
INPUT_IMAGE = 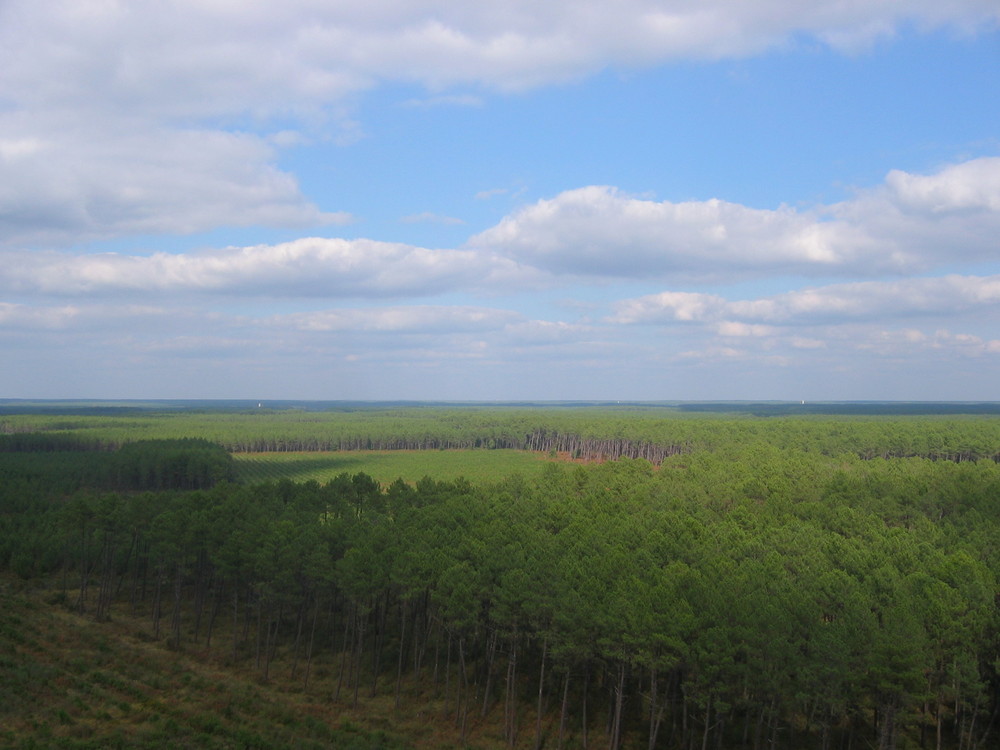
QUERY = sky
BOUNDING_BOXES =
[1,1,999,401]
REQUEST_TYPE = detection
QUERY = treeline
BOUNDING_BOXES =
[4,447,1000,749]
[7,408,1000,464]
[224,428,684,464]
[111,439,234,490]
[0,437,234,491]
[0,432,109,452]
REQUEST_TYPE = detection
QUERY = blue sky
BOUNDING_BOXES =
[1,1,999,400]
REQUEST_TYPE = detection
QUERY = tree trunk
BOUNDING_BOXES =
[432,618,442,688]
[483,627,499,718]
[878,698,897,750]
[231,586,239,662]
[445,630,453,706]
[506,638,519,748]
[129,539,144,616]
[76,520,90,614]
[681,684,689,750]
[559,669,571,750]
[254,594,263,669]
[152,564,164,639]
[303,593,320,689]
[263,603,282,682]
[535,638,548,750]
[371,593,388,699]
[610,661,626,750]
[291,593,308,680]
[701,696,711,750]
[335,601,354,702]
[192,552,207,642]
[649,666,667,750]
[458,636,470,742]
[394,599,408,710]
[753,699,769,750]
[206,583,222,648]
[95,531,114,622]
[412,594,426,677]
[353,612,366,709]
[170,561,183,649]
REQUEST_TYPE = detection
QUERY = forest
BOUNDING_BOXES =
[1,402,1000,749]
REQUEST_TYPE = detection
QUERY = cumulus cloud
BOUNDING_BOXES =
[884,158,1000,214]
[0,237,533,298]
[7,157,999,301]
[1,1,996,247]
[469,186,868,276]
[470,158,1000,280]
[5,156,999,306]
[6,1,992,109]
[0,119,347,247]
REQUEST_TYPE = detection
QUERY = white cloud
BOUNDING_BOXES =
[715,321,777,338]
[0,137,46,160]
[400,94,484,108]
[677,345,746,361]
[858,328,1000,359]
[1,2,995,247]
[475,188,509,200]
[0,300,178,332]
[0,237,533,298]
[0,302,81,330]
[612,274,1000,327]
[470,158,1000,280]
[884,158,1000,214]
[8,156,998,301]
[616,291,729,323]
[6,155,1000,311]
[0,2,998,400]
[468,186,876,277]
[499,319,593,345]
[0,117,348,247]
[789,336,826,349]
[277,305,520,333]
[241,306,597,361]
[3,2,996,115]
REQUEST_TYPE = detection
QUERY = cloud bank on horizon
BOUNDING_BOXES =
[1,0,998,400]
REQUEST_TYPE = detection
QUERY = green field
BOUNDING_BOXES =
[233,448,560,484]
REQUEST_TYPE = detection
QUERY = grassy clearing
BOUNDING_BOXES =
[233,449,557,485]
[0,580,410,749]
[0,577,560,749]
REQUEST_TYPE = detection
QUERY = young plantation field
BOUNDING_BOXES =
[233,448,560,485]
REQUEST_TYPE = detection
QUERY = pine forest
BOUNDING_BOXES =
[2,401,1000,750]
